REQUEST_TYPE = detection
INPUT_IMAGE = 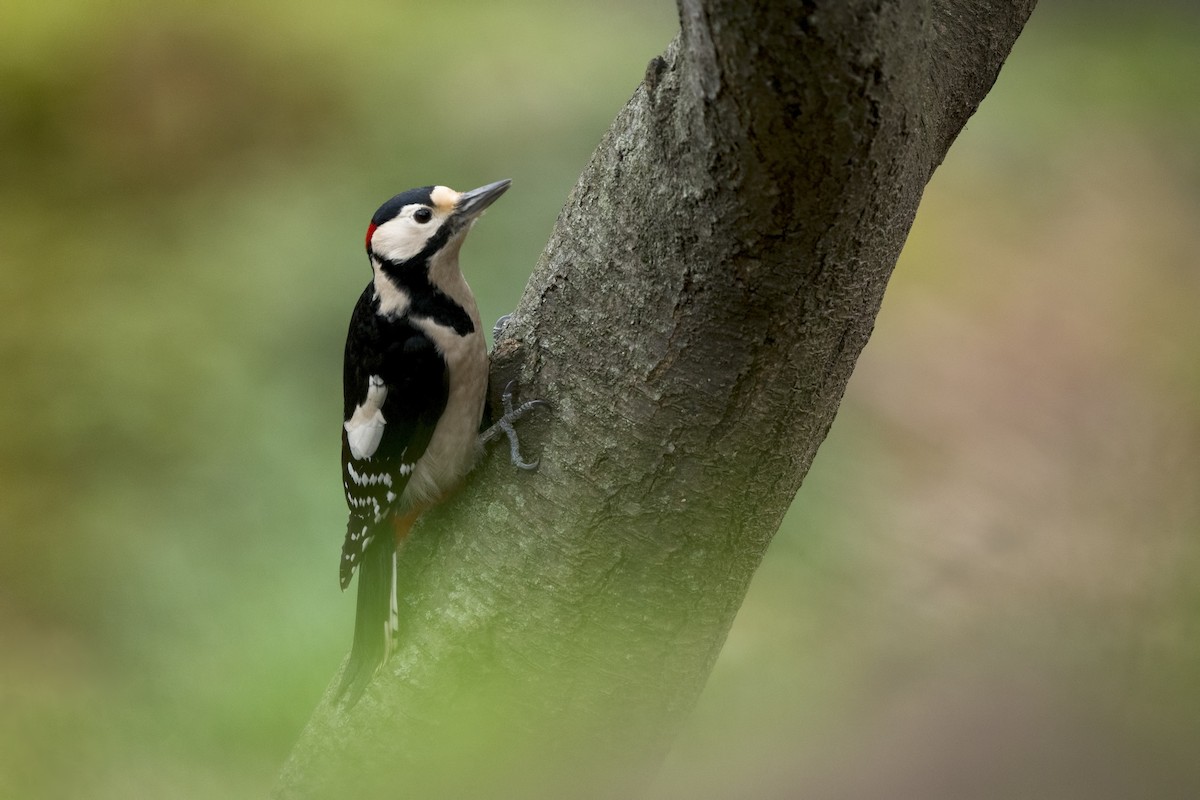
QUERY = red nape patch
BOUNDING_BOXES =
[364,222,377,250]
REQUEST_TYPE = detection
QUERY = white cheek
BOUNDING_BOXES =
[372,222,430,263]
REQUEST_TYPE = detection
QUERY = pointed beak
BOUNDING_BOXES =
[454,179,511,224]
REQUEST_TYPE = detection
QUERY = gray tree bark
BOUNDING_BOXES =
[275,1,1037,797]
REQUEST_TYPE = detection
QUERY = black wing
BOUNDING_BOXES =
[339,291,449,587]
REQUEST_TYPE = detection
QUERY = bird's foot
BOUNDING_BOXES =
[492,313,513,341]
[480,381,548,470]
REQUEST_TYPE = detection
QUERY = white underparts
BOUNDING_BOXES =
[344,375,388,460]
[424,233,472,310]
[401,310,487,509]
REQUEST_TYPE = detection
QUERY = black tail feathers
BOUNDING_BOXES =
[336,527,396,704]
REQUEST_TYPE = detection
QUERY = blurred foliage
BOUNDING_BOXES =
[1,1,1198,798]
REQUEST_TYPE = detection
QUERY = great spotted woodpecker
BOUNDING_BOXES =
[338,179,541,699]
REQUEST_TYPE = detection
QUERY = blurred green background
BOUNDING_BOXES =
[2,1,1198,798]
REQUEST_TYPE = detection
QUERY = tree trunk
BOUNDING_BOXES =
[275,1,1037,797]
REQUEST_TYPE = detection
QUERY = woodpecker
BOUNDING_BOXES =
[338,179,541,700]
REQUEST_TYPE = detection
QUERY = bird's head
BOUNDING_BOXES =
[364,179,510,267]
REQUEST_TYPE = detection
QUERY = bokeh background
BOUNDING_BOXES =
[3,1,1198,797]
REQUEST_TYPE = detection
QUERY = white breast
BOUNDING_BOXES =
[401,265,488,509]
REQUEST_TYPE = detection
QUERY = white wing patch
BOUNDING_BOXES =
[345,375,388,460]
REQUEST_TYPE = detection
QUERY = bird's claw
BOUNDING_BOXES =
[492,313,513,341]
[481,380,548,470]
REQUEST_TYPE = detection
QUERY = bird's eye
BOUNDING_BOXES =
[413,208,433,224]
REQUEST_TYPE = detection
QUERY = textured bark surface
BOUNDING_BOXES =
[276,1,1037,797]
